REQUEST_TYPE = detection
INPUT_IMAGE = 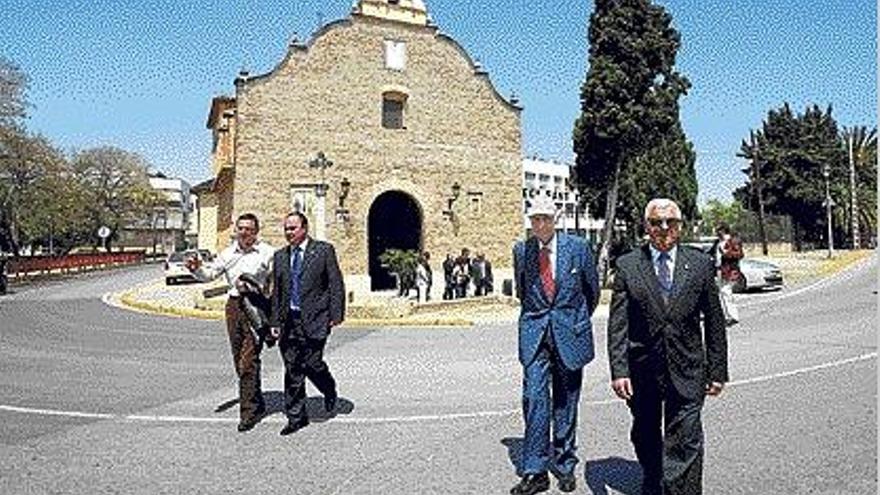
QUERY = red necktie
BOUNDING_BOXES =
[539,246,555,300]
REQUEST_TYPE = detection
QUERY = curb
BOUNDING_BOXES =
[114,286,476,327]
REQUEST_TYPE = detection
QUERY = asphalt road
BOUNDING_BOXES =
[0,257,876,494]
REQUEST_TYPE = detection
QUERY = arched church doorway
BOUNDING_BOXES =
[368,190,422,291]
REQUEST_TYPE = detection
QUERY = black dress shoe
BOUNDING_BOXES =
[237,406,266,432]
[510,473,549,495]
[324,393,338,412]
[237,420,257,432]
[280,417,309,436]
[556,473,576,493]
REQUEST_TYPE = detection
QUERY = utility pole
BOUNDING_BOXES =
[751,131,769,255]
[847,131,860,249]
[823,163,835,258]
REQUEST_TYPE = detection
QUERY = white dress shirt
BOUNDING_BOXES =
[193,240,274,297]
[649,244,678,284]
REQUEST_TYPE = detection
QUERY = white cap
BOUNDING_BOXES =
[527,192,558,218]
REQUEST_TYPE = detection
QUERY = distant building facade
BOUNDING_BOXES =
[118,173,193,254]
[522,157,603,243]
[198,0,523,298]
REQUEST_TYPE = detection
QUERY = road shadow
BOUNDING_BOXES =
[213,391,355,422]
[584,456,642,495]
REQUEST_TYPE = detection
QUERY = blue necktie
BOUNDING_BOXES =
[289,246,302,310]
[657,251,672,294]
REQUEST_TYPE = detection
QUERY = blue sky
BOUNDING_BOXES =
[1,0,875,204]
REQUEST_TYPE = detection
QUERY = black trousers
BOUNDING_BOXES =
[628,378,704,495]
[279,317,336,422]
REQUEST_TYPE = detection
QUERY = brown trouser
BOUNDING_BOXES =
[225,297,264,422]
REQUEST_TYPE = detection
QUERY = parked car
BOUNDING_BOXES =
[164,250,201,285]
[735,257,783,293]
[684,241,783,293]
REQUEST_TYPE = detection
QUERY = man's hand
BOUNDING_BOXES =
[611,378,633,400]
[705,382,724,396]
[184,255,201,272]
[329,320,341,328]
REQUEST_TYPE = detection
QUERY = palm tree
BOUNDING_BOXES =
[841,126,877,248]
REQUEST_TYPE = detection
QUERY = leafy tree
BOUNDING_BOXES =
[0,126,73,254]
[617,123,697,240]
[699,199,748,236]
[72,147,159,251]
[573,0,691,281]
[840,126,876,247]
[735,104,847,250]
[378,248,420,295]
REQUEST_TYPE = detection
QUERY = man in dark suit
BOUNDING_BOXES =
[269,212,345,436]
[607,198,728,495]
[511,193,600,495]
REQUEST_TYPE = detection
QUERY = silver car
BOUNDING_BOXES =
[735,258,783,293]
[164,250,201,285]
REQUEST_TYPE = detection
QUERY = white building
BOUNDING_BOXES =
[118,173,193,254]
[522,157,603,242]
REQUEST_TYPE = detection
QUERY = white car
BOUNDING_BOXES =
[164,250,201,285]
[735,258,783,293]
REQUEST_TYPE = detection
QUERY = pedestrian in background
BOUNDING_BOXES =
[471,251,494,296]
[442,253,455,300]
[415,251,432,303]
[269,212,345,436]
[511,193,600,495]
[607,198,728,495]
[186,213,274,432]
[713,223,743,325]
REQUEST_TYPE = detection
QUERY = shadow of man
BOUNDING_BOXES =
[584,456,642,495]
[215,392,355,423]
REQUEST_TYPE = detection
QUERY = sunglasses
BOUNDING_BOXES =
[647,217,682,229]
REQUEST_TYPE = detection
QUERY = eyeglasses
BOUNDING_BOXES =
[647,217,681,229]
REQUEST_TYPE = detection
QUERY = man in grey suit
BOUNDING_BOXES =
[269,212,345,436]
[511,193,600,495]
[607,198,728,495]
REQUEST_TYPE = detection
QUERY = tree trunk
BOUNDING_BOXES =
[597,165,621,287]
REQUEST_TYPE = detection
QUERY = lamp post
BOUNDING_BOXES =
[822,164,835,259]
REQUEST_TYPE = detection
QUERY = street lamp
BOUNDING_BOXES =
[822,164,835,259]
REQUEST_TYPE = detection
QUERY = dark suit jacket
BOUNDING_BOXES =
[607,244,728,400]
[270,239,345,340]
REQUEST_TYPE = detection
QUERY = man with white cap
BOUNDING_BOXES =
[510,191,600,495]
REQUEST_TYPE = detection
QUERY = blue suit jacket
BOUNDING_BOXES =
[513,234,600,370]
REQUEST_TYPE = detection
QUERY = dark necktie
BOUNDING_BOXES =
[289,246,302,310]
[539,246,555,300]
[657,251,672,294]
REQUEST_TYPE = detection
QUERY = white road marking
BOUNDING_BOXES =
[2,352,874,425]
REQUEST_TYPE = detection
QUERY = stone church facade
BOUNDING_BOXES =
[199,0,523,298]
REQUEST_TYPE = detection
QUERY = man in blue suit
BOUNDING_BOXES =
[511,192,600,495]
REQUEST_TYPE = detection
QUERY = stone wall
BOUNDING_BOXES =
[231,14,522,296]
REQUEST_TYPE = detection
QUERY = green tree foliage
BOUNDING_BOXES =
[617,123,697,239]
[840,126,876,247]
[699,199,748,236]
[378,248,420,293]
[735,104,847,249]
[572,0,692,279]
[72,147,159,251]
